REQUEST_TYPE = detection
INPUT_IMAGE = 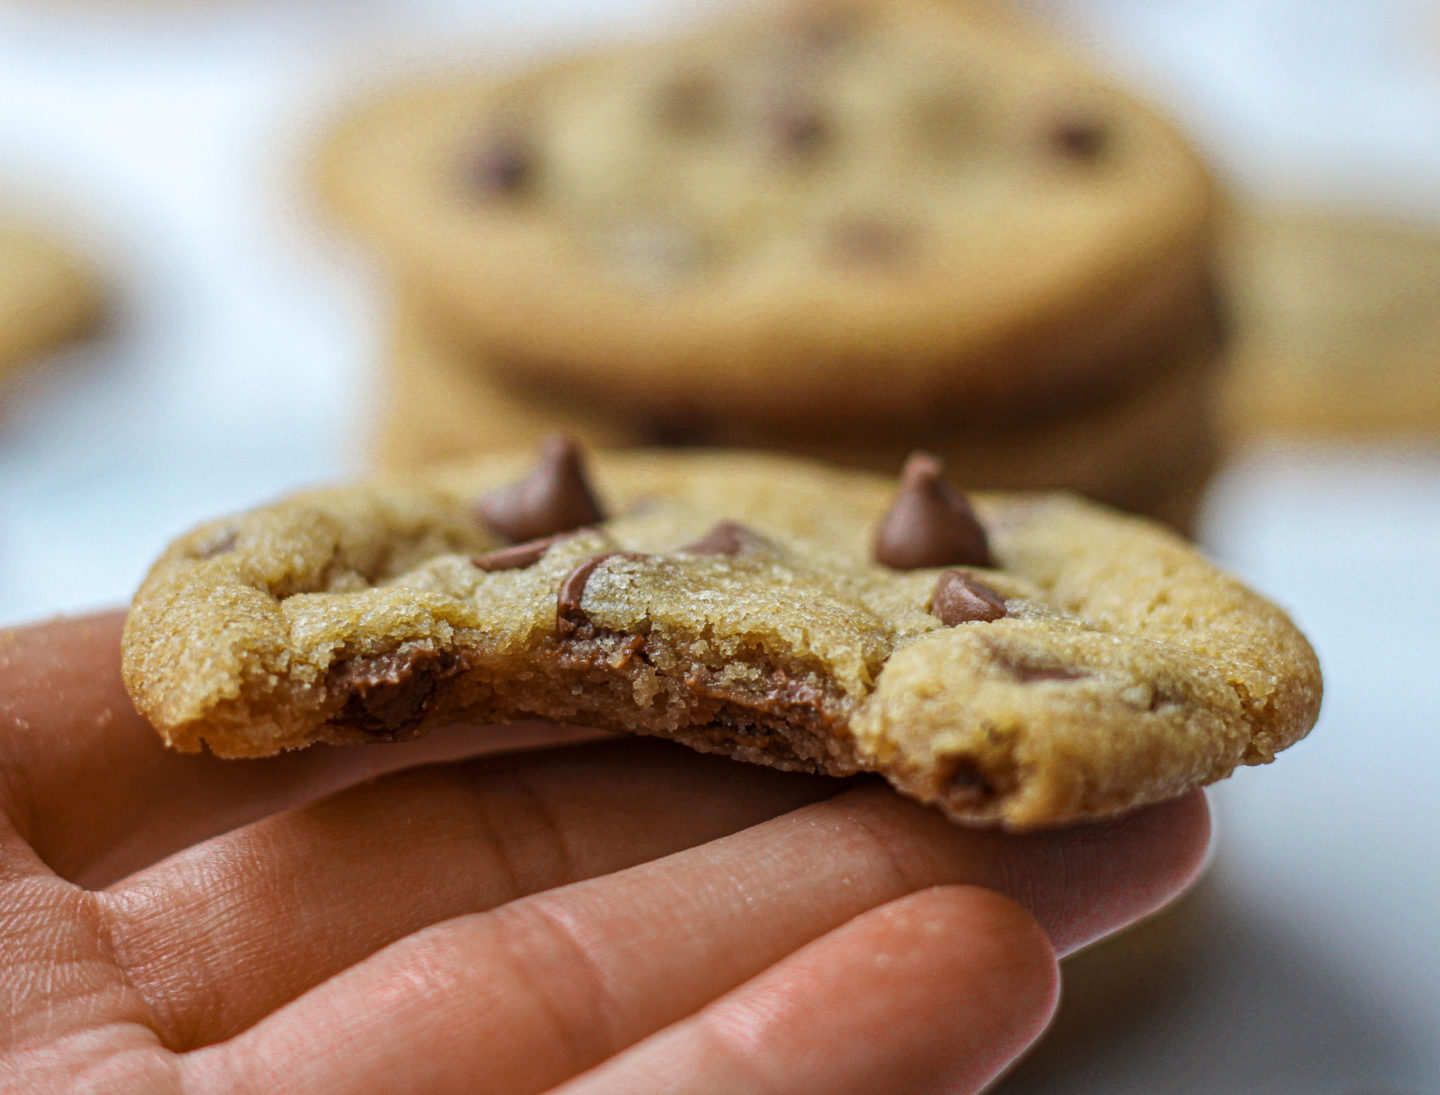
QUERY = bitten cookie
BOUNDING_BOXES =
[320,0,1222,433]
[123,443,1320,829]
[0,222,104,389]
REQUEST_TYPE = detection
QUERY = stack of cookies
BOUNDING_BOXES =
[1220,204,1440,442]
[318,0,1227,531]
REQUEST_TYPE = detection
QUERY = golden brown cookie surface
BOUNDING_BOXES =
[123,446,1319,829]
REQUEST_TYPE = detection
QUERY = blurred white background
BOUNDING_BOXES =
[1,1,1437,1091]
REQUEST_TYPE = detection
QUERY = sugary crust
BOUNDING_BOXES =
[0,224,105,381]
[317,0,1220,428]
[375,296,1223,531]
[122,450,1320,829]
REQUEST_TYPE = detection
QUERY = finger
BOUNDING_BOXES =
[179,784,1206,1095]
[0,612,608,886]
[104,740,839,1049]
[555,886,1058,1095]
[0,806,162,1055]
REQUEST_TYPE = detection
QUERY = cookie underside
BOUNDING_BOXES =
[122,451,1321,829]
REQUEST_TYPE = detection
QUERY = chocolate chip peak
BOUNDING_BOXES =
[765,93,828,159]
[873,452,993,570]
[679,520,767,557]
[930,570,1007,626]
[478,436,605,543]
[1050,116,1108,160]
[467,129,536,195]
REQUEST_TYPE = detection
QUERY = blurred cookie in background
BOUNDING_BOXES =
[1222,204,1440,442]
[318,0,1229,532]
[388,294,1222,532]
[0,220,105,399]
[376,302,634,470]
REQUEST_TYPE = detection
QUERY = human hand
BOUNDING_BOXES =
[0,612,1209,1094]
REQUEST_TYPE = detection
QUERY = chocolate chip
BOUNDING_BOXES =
[765,95,828,158]
[1050,116,1108,160]
[467,129,536,195]
[930,570,1007,625]
[557,551,636,637]
[873,452,993,570]
[472,531,576,572]
[478,436,605,543]
[679,520,767,557]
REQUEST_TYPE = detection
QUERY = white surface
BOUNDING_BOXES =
[1,2,1438,1091]
[1015,447,1440,1093]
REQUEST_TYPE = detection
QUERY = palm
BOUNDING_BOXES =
[0,613,1208,1094]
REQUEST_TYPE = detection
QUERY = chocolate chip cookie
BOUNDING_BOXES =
[123,443,1320,829]
[320,0,1223,432]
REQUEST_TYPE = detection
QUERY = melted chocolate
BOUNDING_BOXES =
[472,531,576,572]
[556,552,642,637]
[330,647,461,739]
